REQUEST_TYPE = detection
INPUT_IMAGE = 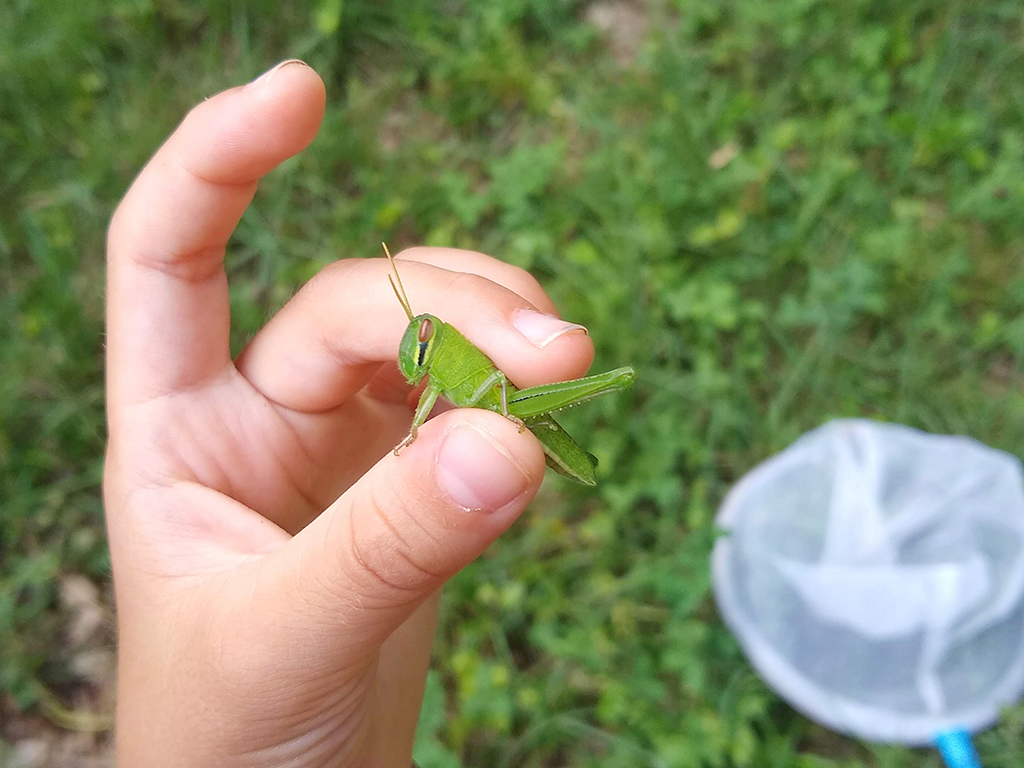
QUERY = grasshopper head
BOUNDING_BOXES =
[398,313,442,384]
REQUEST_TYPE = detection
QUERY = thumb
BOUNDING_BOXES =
[265,408,545,651]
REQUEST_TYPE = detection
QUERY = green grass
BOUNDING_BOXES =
[3,0,1024,765]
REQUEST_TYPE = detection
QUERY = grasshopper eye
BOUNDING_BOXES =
[418,318,434,342]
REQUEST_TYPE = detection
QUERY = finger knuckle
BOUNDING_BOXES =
[341,485,446,598]
[446,270,489,295]
[303,258,360,298]
[394,246,433,262]
[504,264,545,300]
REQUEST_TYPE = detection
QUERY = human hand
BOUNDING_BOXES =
[104,60,594,767]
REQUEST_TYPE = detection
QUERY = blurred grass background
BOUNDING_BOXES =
[3,0,1024,765]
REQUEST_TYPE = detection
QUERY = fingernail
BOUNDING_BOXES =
[246,59,309,89]
[512,308,588,348]
[437,425,530,513]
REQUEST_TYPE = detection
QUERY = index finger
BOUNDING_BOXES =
[105,60,325,415]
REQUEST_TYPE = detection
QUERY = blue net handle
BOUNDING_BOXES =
[934,729,982,768]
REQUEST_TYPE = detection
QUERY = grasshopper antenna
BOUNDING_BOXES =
[382,242,414,321]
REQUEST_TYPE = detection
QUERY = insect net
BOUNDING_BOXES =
[711,419,1024,747]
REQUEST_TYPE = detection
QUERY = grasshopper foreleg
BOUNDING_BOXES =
[396,380,442,454]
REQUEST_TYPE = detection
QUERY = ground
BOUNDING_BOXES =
[3,1,1024,766]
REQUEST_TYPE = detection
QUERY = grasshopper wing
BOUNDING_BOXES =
[525,415,598,486]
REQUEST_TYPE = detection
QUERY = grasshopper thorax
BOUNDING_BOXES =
[398,313,442,384]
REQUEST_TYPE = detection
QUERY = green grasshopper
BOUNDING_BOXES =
[385,245,635,485]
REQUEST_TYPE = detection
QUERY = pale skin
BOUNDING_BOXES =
[105,60,594,767]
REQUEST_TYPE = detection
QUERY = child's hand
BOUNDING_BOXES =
[104,61,593,767]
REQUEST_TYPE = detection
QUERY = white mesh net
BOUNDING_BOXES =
[711,419,1024,745]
